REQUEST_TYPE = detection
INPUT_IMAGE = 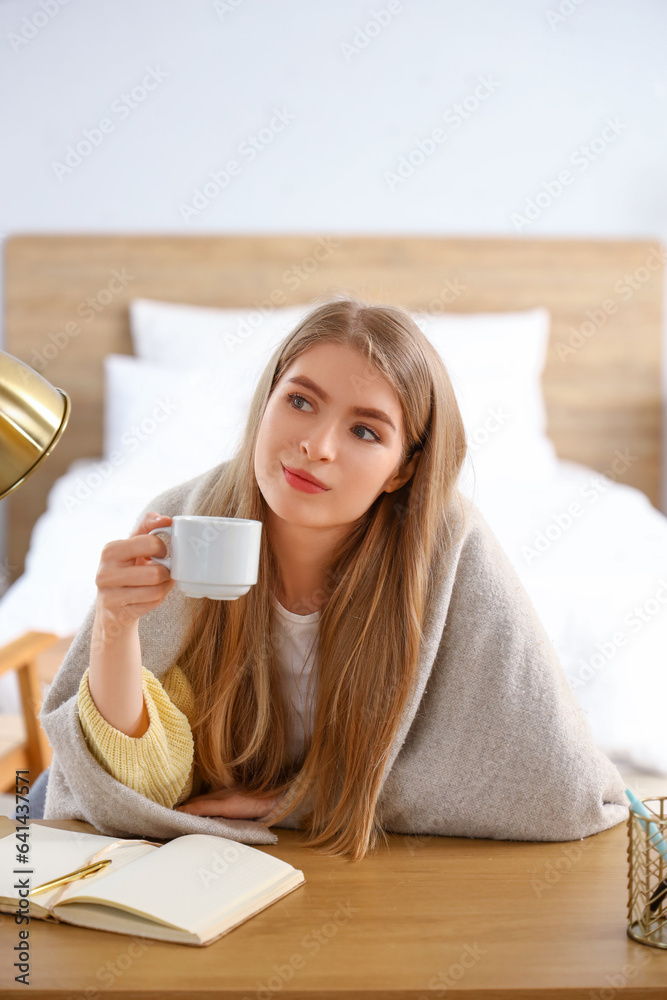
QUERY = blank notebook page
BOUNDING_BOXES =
[63,833,297,933]
[0,825,158,908]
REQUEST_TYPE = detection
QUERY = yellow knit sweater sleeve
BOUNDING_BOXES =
[77,663,199,809]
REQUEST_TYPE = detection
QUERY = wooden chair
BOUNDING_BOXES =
[0,631,67,792]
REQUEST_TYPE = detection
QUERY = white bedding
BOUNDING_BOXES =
[462,459,667,774]
[2,299,665,775]
[1,449,666,775]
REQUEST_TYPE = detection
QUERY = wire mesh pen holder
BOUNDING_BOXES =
[627,796,667,949]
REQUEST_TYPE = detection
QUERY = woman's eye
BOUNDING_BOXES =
[285,393,381,443]
[287,392,311,412]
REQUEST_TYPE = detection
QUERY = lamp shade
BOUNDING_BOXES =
[0,350,71,501]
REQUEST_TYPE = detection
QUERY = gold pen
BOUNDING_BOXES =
[28,858,112,897]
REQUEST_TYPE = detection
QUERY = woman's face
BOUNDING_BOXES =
[254,342,418,529]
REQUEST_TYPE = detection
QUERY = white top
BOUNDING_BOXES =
[271,595,320,761]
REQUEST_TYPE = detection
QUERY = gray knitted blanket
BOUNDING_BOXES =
[40,460,628,846]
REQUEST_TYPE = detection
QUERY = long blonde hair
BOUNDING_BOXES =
[172,296,468,861]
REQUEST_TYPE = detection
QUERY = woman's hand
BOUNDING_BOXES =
[174,787,283,822]
[94,512,176,631]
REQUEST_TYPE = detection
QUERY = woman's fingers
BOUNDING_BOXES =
[175,792,281,820]
[94,513,175,628]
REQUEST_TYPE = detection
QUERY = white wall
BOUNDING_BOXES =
[1,0,665,585]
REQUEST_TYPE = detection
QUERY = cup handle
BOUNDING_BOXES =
[148,526,172,570]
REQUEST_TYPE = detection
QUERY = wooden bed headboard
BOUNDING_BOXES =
[3,234,664,584]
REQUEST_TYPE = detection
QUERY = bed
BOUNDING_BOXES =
[0,233,665,801]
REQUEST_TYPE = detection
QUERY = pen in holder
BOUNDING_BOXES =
[626,793,667,949]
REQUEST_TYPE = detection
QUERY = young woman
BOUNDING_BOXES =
[40,296,628,861]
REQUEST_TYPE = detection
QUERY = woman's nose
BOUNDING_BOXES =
[300,422,339,456]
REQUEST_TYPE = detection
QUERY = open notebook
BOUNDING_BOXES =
[0,823,305,947]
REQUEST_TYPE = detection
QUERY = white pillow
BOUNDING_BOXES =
[129,298,557,486]
[103,354,249,477]
[130,298,313,375]
[413,308,558,484]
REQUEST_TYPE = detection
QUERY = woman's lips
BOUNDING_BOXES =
[282,465,329,494]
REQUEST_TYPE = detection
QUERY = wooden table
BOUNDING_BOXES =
[1,817,666,998]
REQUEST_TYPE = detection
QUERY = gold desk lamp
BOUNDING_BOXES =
[0,350,71,501]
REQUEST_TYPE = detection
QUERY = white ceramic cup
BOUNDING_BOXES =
[148,515,262,600]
